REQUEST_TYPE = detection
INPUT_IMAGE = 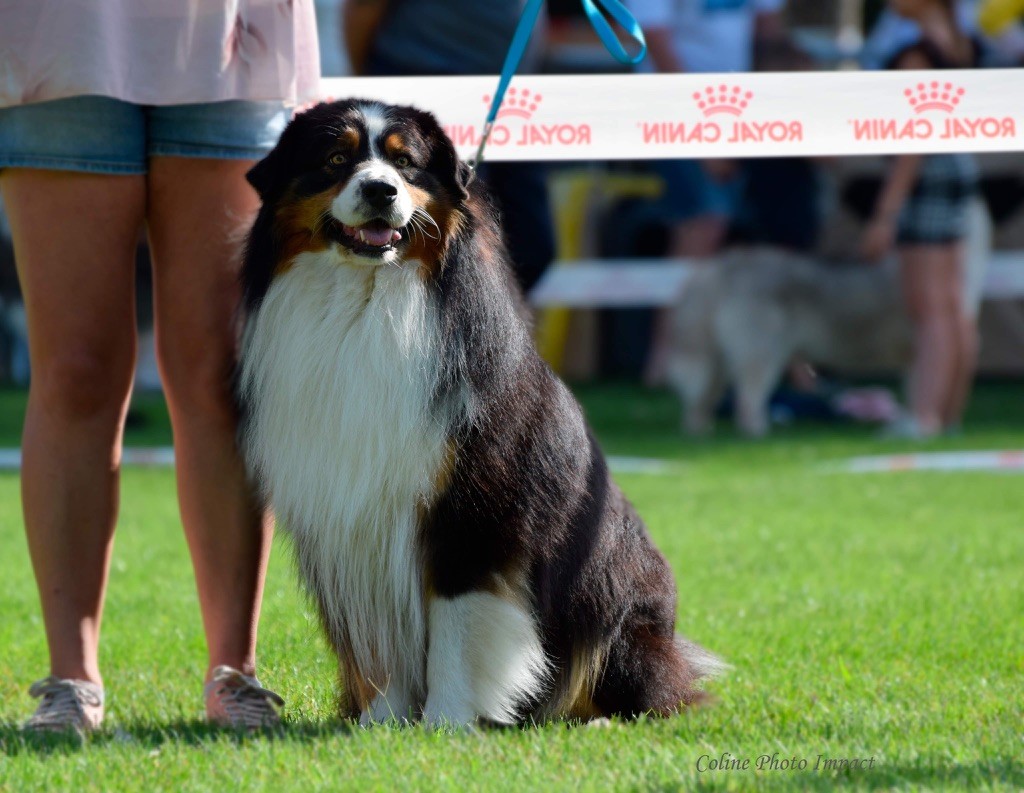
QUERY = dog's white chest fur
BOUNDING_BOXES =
[240,253,447,695]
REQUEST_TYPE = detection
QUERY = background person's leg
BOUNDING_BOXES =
[1,170,144,687]
[900,246,960,434]
[146,157,273,692]
[940,243,978,429]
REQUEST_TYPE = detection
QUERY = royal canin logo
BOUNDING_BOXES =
[851,82,1015,141]
[906,81,965,113]
[639,83,802,145]
[443,84,591,148]
[489,87,542,120]
[693,85,754,117]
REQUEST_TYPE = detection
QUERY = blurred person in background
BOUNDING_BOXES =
[628,0,788,259]
[862,0,1023,65]
[861,0,977,67]
[316,0,352,75]
[735,35,823,255]
[0,1,319,731]
[861,0,980,438]
[343,0,555,294]
[626,0,788,384]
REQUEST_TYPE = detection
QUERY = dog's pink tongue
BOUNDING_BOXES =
[362,226,400,246]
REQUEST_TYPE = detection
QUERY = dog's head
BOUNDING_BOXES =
[248,99,474,267]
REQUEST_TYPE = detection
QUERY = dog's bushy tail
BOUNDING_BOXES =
[675,633,729,682]
[595,624,727,717]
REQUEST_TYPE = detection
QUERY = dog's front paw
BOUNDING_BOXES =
[359,691,415,727]
[421,699,475,732]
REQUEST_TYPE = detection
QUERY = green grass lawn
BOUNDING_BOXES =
[1,384,1022,791]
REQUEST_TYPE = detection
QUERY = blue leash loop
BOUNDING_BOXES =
[472,0,647,169]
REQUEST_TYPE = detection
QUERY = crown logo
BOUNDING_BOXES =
[483,87,543,120]
[905,81,965,113]
[693,85,753,117]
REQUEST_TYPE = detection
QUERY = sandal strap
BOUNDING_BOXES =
[25,676,104,731]
[204,665,284,728]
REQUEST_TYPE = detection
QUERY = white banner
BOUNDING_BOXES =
[320,70,1024,160]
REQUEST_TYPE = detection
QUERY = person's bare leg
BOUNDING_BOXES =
[146,157,272,693]
[1,170,143,687]
[900,246,959,433]
[940,243,977,428]
[645,215,728,387]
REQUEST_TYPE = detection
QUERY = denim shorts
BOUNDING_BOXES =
[0,95,289,174]
[650,159,745,223]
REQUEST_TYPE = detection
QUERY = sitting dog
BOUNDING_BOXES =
[236,100,721,727]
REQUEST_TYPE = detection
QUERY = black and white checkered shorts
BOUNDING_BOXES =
[898,154,979,245]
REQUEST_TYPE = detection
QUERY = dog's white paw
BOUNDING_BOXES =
[421,699,475,732]
[359,691,414,727]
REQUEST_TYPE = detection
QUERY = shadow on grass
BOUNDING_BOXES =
[0,717,357,756]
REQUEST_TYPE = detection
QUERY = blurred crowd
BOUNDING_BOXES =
[2,0,1023,435]
[321,0,1024,437]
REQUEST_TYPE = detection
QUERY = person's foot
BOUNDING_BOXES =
[23,676,104,734]
[204,665,284,729]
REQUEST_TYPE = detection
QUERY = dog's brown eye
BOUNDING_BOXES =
[328,152,347,166]
[394,155,411,168]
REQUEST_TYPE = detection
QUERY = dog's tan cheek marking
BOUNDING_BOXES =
[272,184,344,273]
[404,184,459,280]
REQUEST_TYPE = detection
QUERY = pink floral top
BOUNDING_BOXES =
[0,0,320,108]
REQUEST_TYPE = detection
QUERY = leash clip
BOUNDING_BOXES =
[470,121,494,172]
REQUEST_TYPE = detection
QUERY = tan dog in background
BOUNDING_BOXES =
[667,200,990,437]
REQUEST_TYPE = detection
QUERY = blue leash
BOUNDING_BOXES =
[472,0,647,168]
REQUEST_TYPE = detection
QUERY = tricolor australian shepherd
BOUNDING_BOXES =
[237,99,722,727]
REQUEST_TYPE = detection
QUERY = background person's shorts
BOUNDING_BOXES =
[0,95,289,175]
[897,153,979,245]
[650,159,745,223]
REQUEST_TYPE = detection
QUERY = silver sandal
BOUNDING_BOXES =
[204,665,284,728]
[24,676,104,733]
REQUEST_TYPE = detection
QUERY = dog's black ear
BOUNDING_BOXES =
[436,135,473,202]
[246,150,283,201]
[417,109,473,202]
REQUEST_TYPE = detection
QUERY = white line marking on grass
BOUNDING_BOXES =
[606,456,682,475]
[0,447,681,476]
[827,450,1024,474]
[0,447,176,470]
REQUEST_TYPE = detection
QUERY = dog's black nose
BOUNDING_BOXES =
[362,180,398,209]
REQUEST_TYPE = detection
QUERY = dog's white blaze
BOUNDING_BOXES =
[362,102,389,158]
[240,252,448,700]
[423,593,550,727]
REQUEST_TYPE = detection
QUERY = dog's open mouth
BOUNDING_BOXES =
[327,218,403,256]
